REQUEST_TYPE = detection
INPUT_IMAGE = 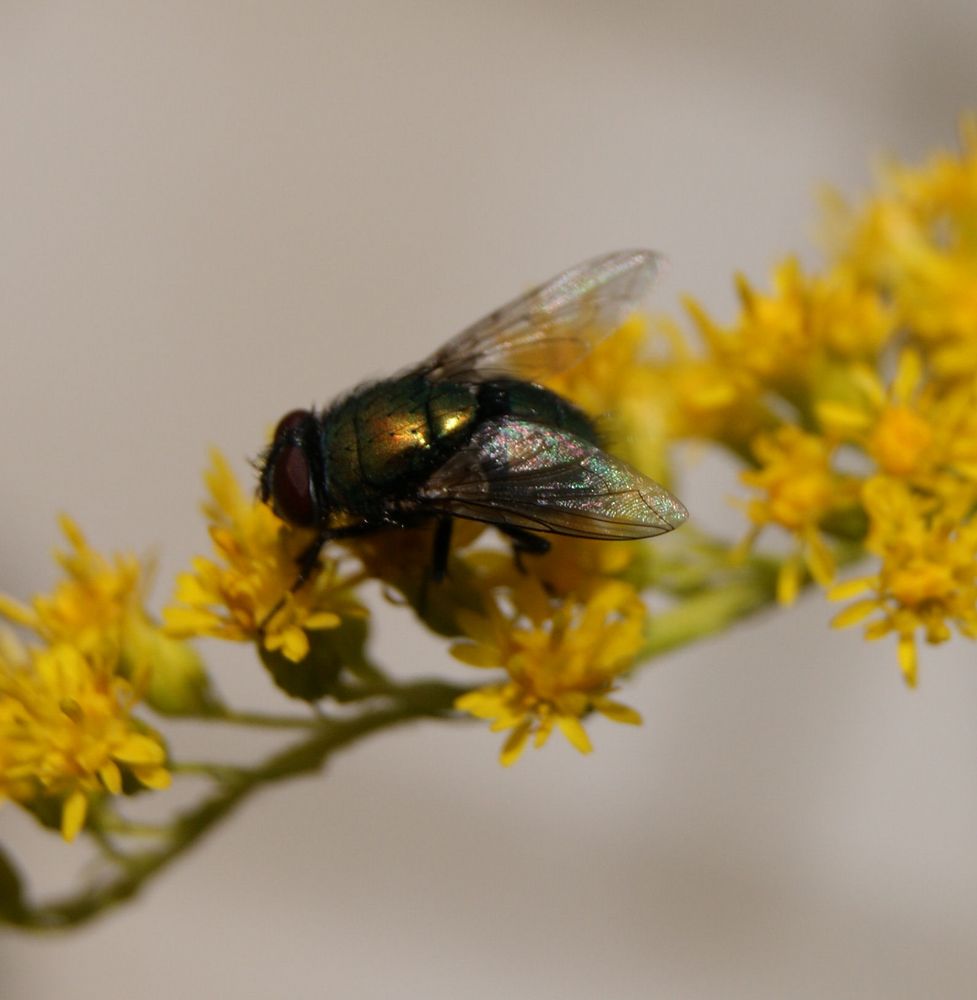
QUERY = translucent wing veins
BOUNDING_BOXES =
[421,249,662,383]
[419,418,688,540]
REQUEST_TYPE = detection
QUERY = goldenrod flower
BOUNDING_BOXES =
[816,349,937,478]
[451,580,645,765]
[164,450,365,663]
[654,313,768,448]
[739,426,856,603]
[0,516,142,659]
[0,642,170,841]
[830,116,977,380]
[829,478,977,686]
[0,518,209,715]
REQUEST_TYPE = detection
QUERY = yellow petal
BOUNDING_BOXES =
[0,594,38,628]
[499,720,532,767]
[278,626,310,663]
[594,698,643,726]
[892,349,922,404]
[897,635,918,688]
[61,790,88,842]
[776,556,803,606]
[831,599,880,629]
[455,686,507,720]
[449,642,503,668]
[99,760,122,795]
[303,611,341,631]
[131,765,172,790]
[804,532,836,587]
[864,619,893,641]
[556,715,593,755]
[162,605,220,636]
[114,733,166,766]
[827,577,875,601]
[815,400,872,436]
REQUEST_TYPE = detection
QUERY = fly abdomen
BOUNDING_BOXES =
[476,379,597,443]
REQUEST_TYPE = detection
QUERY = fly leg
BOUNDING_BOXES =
[430,516,454,583]
[497,525,550,573]
[415,516,454,620]
[259,523,373,633]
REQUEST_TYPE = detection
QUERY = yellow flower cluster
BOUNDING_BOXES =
[163,450,365,663]
[452,575,645,765]
[658,119,977,683]
[0,520,172,840]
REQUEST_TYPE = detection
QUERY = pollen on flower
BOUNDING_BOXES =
[450,579,646,765]
[163,450,365,663]
[0,642,170,840]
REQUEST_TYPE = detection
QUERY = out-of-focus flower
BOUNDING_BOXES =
[738,426,857,604]
[657,119,977,677]
[829,477,977,686]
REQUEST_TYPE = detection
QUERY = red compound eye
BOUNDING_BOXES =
[262,410,319,527]
[274,409,311,437]
[270,442,316,526]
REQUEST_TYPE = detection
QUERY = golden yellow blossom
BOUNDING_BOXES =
[0,642,170,841]
[164,450,365,663]
[0,518,209,716]
[830,117,977,380]
[829,477,977,686]
[0,516,142,659]
[739,426,856,603]
[654,314,768,448]
[451,579,645,765]
[816,349,936,477]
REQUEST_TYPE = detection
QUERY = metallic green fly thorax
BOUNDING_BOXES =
[322,376,478,513]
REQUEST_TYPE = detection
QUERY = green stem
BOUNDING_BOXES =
[6,679,468,932]
[189,706,320,729]
[640,559,779,661]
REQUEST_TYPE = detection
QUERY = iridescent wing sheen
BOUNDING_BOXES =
[417,418,688,540]
[420,250,662,383]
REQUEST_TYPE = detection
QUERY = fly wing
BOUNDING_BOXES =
[418,418,688,540]
[420,250,662,383]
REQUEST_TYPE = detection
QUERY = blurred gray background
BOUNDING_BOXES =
[2,2,977,998]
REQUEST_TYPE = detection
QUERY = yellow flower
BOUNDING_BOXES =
[0,642,170,841]
[829,477,977,686]
[0,517,210,715]
[164,450,365,663]
[830,118,977,380]
[739,426,856,603]
[655,313,768,448]
[816,349,935,476]
[0,516,142,659]
[451,579,645,765]
[658,260,893,452]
